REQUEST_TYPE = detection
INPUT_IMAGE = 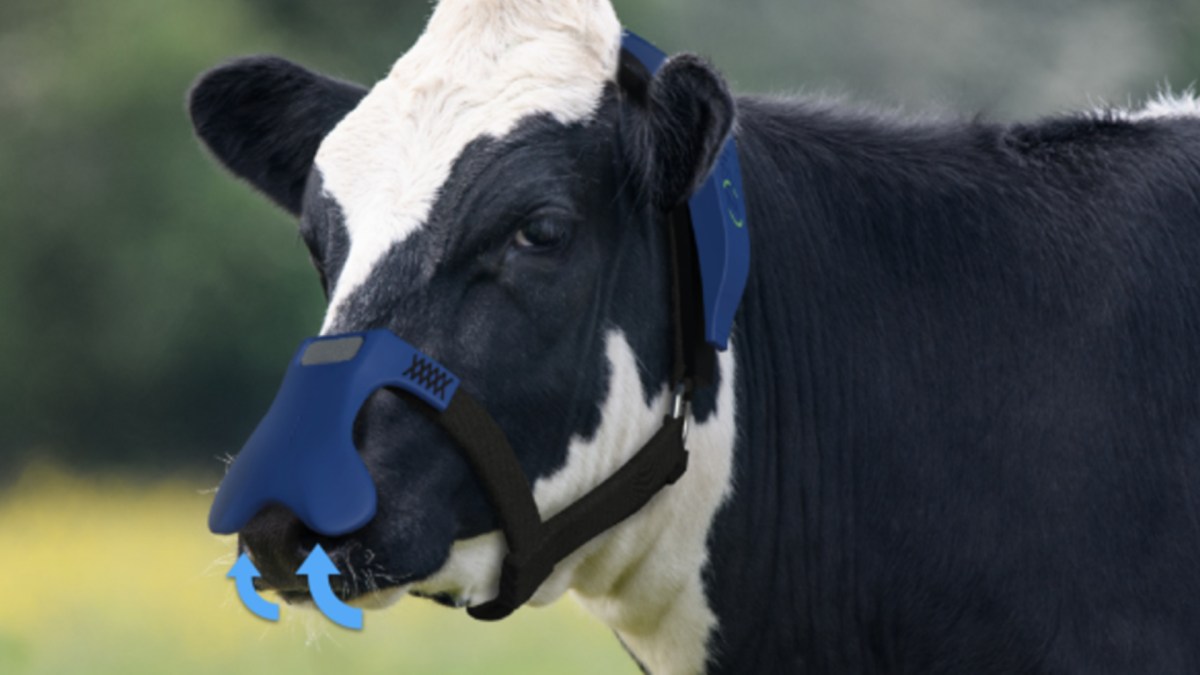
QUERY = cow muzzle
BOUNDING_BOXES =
[209,322,691,621]
[209,331,459,538]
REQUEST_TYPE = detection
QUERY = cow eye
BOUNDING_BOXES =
[512,219,568,251]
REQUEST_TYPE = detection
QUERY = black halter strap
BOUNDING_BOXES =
[421,199,713,621]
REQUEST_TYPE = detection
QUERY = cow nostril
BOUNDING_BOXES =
[237,505,308,589]
[295,529,318,562]
[294,526,352,560]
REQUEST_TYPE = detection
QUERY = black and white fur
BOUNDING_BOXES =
[189,1,1200,672]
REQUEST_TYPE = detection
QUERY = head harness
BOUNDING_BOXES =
[209,30,751,621]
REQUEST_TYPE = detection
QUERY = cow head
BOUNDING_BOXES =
[190,0,735,613]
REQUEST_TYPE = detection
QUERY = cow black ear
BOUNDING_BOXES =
[628,54,736,211]
[188,56,368,216]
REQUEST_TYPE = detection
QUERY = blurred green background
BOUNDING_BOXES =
[1,0,1198,673]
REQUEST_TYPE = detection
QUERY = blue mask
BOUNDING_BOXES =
[208,331,460,536]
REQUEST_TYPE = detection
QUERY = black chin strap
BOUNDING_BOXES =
[421,203,714,621]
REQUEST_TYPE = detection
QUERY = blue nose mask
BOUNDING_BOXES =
[208,331,460,536]
[208,29,749,622]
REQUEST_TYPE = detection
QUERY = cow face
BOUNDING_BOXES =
[189,0,734,611]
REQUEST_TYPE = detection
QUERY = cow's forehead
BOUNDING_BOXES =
[314,0,622,332]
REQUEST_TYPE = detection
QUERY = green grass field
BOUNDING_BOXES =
[0,464,637,675]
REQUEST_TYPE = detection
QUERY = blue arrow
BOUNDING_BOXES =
[228,554,280,622]
[297,544,363,630]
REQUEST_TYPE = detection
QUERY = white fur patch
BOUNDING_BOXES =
[411,331,739,675]
[1097,87,1200,122]
[314,0,622,332]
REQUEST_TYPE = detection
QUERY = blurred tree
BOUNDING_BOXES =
[0,0,330,474]
[1168,1,1200,87]
[244,0,427,83]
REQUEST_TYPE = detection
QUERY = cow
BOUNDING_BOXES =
[188,0,1200,672]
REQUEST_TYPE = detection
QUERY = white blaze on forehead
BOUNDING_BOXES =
[314,0,623,332]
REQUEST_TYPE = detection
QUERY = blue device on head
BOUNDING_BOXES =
[622,30,751,350]
[208,331,460,536]
[209,30,751,620]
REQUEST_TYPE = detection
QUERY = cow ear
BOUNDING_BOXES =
[188,56,367,216]
[628,54,736,211]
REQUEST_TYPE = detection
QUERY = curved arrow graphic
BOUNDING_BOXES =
[298,544,363,630]
[228,554,280,622]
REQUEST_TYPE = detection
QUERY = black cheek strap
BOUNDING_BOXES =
[430,393,689,621]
